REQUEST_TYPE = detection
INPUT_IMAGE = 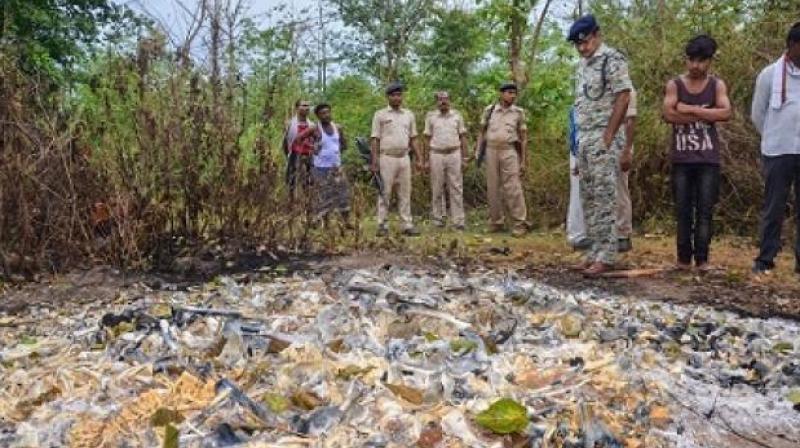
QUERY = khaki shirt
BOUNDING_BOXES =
[424,109,467,150]
[481,104,527,144]
[371,107,417,155]
[574,43,633,133]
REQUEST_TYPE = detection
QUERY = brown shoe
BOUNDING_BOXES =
[583,262,614,277]
[488,224,504,233]
[571,260,593,271]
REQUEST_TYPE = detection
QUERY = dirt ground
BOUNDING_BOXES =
[469,233,800,320]
[1,227,799,320]
[369,225,800,321]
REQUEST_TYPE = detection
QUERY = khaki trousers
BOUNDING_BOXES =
[430,150,465,226]
[377,155,413,229]
[486,143,526,228]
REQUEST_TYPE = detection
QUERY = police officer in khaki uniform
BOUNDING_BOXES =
[477,82,528,237]
[370,82,424,236]
[424,91,468,230]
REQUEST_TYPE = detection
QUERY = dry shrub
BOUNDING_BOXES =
[0,46,363,277]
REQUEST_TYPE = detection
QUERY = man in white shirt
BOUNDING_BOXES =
[751,22,800,274]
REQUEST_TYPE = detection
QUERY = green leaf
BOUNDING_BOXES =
[663,341,682,360]
[150,408,184,427]
[787,389,800,405]
[163,424,178,448]
[559,314,583,338]
[111,321,135,337]
[475,398,529,434]
[262,393,290,413]
[449,338,478,354]
[149,303,172,319]
[19,335,37,345]
[773,342,794,354]
[336,365,374,380]
[423,331,440,342]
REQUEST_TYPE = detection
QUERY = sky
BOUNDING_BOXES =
[120,0,335,67]
[121,0,574,49]
[122,0,319,35]
[117,0,574,79]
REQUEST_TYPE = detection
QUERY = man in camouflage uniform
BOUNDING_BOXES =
[569,15,633,275]
[477,82,528,237]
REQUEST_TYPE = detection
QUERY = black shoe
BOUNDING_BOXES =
[618,238,632,253]
[752,261,773,275]
[377,226,388,237]
[572,238,592,251]
[454,224,465,231]
[402,227,420,237]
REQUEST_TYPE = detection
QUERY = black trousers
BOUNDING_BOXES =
[755,154,800,269]
[286,152,312,196]
[672,163,720,264]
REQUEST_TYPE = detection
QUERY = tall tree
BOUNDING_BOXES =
[417,7,488,97]
[0,0,138,78]
[477,0,552,90]
[328,0,435,82]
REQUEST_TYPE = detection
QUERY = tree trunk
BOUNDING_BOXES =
[209,0,222,109]
[509,0,526,87]
[523,0,553,91]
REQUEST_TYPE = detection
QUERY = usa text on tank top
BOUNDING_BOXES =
[671,76,721,165]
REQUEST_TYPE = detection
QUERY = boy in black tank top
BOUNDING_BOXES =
[662,35,732,271]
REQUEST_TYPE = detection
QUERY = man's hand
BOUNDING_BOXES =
[519,159,527,177]
[462,155,472,169]
[370,161,379,173]
[415,160,425,172]
[620,148,633,173]
[602,130,614,150]
[676,102,696,115]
